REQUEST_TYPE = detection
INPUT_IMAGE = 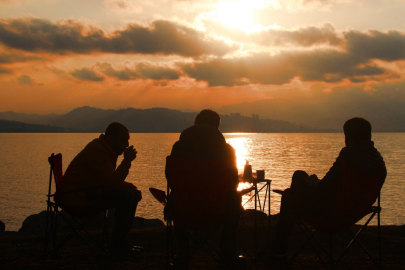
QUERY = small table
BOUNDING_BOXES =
[244,178,272,256]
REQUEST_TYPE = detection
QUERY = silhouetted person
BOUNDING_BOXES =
[60,122,143,256]
[167,109,245,267]
[0,220,5,231]
[263,117,386,257]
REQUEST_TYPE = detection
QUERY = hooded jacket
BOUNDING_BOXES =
[314,140,386,205]
[170,124,235,160]
[58,134,133,207]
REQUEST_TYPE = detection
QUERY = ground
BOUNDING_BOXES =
[1,215,404,269]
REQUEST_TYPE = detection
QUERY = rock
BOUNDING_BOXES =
[0,220,5,231]
[107,208,164,229]
[0,231,20,236]
[132,217,165,229]
[18,210,164,235]
[242,209,269,220]
[18,210,111,235]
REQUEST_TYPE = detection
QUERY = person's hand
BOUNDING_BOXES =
[123,145,137,162]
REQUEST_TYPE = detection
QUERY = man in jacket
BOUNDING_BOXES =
[60,122,143,256]
[168,109,245,267]
[266,117,386,257]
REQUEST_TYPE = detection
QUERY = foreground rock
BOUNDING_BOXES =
[18,210,164,235]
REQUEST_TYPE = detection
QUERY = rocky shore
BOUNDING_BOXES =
[1,211,405,269]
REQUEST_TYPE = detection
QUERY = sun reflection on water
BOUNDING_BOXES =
[226,136,253,171]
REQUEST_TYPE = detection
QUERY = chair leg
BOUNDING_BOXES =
[292,222,329,269]
[166,219,173,270]
[378,210,382,268]
[103,210,109,254]
[333,213,379,269]
[329,232,333,269]
[44,205,51,255]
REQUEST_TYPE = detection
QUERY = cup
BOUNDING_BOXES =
[243,164,253,182]
[256,170,265,181]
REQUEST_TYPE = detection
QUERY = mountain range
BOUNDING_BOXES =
[217,97,405,132]
[1,95,405,132]
[0,106,320,133]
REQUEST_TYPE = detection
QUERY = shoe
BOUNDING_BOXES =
[257,247,287,259]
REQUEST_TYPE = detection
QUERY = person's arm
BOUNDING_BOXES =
[313,153,343,200]
[89,146,136,189]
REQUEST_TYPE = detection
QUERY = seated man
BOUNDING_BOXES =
[265,117,386,257]
[167,109,244,266]
[59,122,143,256]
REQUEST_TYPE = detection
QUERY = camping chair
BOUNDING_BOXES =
[44,153,108,256]
[164,155,239,269]
[273,160,386,269]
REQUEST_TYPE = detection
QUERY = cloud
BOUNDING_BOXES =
[137,63,180,80]
[181,50,392,86]
[96,62,181,81]
[104,0,143,13]
[17,74,34,85]
[345,30,405,61]
[97,62,140,81]
[0,66,12,74]
[0,18,235,57]
[269,0,350,11]
[71,68,105,82]
[0,52,42,63]
[252,23,342,47]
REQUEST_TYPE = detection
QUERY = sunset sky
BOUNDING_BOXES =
[1,0,405,114]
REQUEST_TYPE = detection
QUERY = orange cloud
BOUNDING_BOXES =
[181,51,393,86]
[0,18,235,57]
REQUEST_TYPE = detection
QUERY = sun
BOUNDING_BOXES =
[213,0,255,30]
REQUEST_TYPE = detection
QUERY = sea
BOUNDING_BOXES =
[0,133,404,232]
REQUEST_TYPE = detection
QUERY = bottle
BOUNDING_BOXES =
[243,160,253,182]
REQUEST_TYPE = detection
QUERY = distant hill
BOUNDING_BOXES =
[0,119,80,133]
[0,107,320,133]
[217,98,405,132]
[0,111,60,124]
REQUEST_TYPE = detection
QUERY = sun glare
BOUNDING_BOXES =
[215,0,254,30]
[226,137,252,170]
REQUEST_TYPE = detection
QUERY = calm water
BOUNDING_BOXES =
[0,133,404,231]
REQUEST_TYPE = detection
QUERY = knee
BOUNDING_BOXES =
[117,188,135,205]
[292,170,309,180]
[133,189,142,202]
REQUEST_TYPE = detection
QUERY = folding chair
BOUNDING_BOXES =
[44,153,109,256]
[164,156,239,269]
[274,160,386,269]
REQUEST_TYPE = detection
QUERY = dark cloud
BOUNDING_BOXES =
[0,52,41,63]
[71,68,104,82]
[345,30,405,61]
[252,23,342,47]
[0,18,235,57]
[17,74,34,85]
[96,62,180,81]
[181,50,391,86]
[137,63,180,80]
[0,66,12,74]
[96,62,140,81]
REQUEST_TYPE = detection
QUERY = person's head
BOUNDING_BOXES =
[194,109,221,129]
[343,117,372,146]
[104,122,130,155]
